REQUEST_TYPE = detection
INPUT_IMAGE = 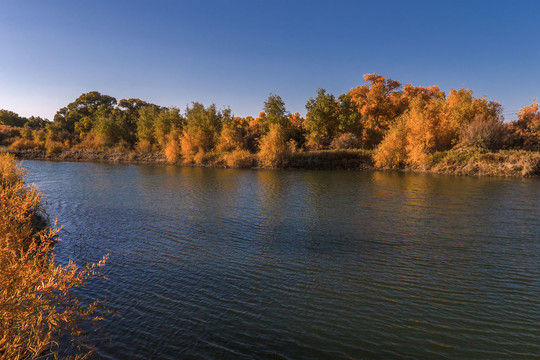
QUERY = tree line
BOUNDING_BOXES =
[2,74,539,168]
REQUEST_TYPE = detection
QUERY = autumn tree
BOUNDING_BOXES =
[506,100,540,150]
[348,74,407,148]
[258,123,291,168]
[245,114,262,152]
[180,102,228,159]
[375,87,504,168]
[216,116,247,152]
[444,89,503,149]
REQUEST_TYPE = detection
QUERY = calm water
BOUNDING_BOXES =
[23,160,540,359]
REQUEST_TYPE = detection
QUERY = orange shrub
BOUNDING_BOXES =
[8,138,43,151]
[373,119,408,168]
[0,125,20,146]
[258,124,290,168]
[0,153,108,359]
[135,139,153,153]
[164,132,181,163]
[223,149,255,168]
[45,140,66,155]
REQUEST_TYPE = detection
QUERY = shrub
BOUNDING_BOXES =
[305,132,329,150]
[258,124,290,168]
[193,150,205,165]
[179,131,196,163]
[373,119,408,168]
[330,132,361,150]
[505,102,540,151]
[111,140,131,153]
[73,134,103,151]
[0,153,108,359]
[135,139,154,153]
[458,114,504,150]
[215,123,245,152]
[164,132,181,163]
[223,149,255,168]
[45,140,66,155]
[8,138,42,151]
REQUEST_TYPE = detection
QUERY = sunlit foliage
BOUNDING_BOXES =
[0,153,108,359]
[258,124,291,168]
[2,75,538,169]
[349,74,407,148]
[506,100,540,150]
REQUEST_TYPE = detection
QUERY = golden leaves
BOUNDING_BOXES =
[0,153,108,360]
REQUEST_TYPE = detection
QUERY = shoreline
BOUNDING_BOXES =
[7,148,540,177]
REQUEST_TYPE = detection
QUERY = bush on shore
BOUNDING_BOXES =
[0,153,108,359]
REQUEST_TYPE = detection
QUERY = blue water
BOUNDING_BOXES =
[24,160,540,359]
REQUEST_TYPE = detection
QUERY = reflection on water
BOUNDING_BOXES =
[23,161,540,359]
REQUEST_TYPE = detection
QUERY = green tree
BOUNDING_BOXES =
[0,110,26,127]
[262,94,289,132]
[117,98,154,144]
[25,116,49,129]
[337,93,362,136]
[183,102,225,152]
[136,105,161,145]
[154,107,183,148]
[53,91,117,135]
[305,89,339,146]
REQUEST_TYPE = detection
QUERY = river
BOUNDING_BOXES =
[23,160,540,359]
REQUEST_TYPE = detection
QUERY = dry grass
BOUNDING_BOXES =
[0,153,108,359]
[429,148,540,177]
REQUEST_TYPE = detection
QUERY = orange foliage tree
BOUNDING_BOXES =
[348,74,407,148]
[506,100,540,150]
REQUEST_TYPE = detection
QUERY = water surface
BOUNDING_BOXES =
[23,161,540,359]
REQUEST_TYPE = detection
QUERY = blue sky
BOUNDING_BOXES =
[1,0,538,120]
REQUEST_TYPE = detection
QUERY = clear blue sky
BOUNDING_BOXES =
[1,0,538,121]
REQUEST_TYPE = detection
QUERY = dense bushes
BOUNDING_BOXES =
[0,153,108,359]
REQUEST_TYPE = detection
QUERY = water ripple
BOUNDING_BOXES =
[21,161,540,360]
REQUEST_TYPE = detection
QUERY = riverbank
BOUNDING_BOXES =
[7,148,375,170]
[6,148,540,177]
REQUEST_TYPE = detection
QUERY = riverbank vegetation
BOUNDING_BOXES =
[0,153,108,359]
[2,74,539,176]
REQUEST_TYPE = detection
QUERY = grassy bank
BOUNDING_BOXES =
[428,149,540,177]
[0,153,108,359]
[7,147,540,177]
